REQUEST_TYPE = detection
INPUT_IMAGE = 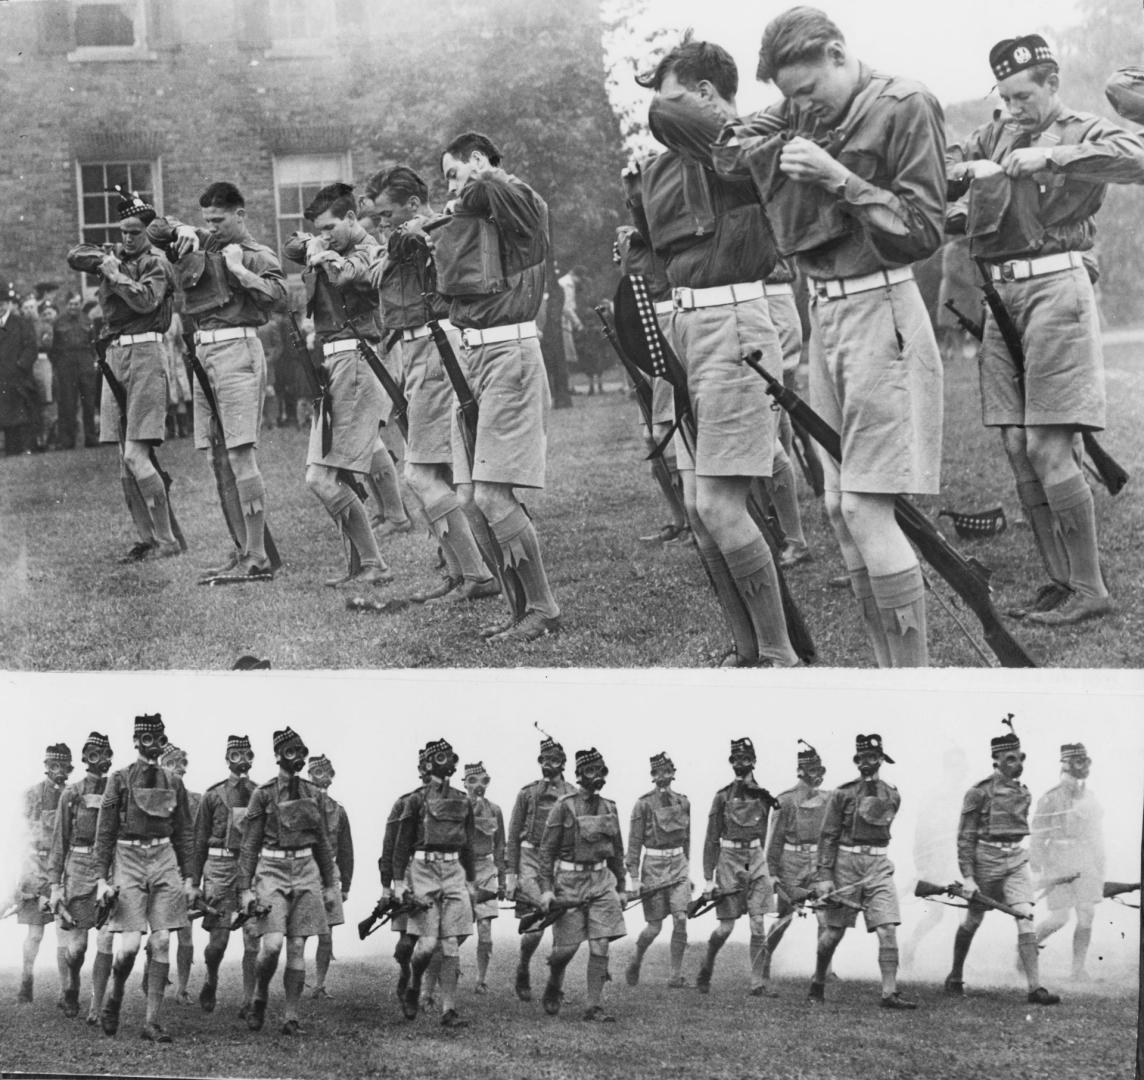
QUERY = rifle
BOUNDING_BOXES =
[50,896,77,931]
[973,259,1128,496]
[518,896,593,935]
[1034,872,1080,897]
[623,877,690,911]
[686,887,743,919]
[743,352,1037,669]
[914,879,1032,920]
[92,335,187,552]
[94,886,120,930]
[944,299,984,342]
[184,332,283,571]
[1103,881,1140,900]
[357,892,432,939]
[339,324,410,442]
[230,898,272,932]
[287,309,334,457]
[0,902,17,921]
[187,897,222,922]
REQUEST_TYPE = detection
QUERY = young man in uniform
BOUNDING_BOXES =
[237,727,337,1037]
[625,751,691,988]
[733,8,948,665]
[391,738,477,1028]
[505,736,578,1002]
[283,183,392,589]
[696,737,777,995]
[361,165,501,606]
[304,753,353,998]
[159,743,200,1004]
[760,740,832,989]
[634,37,799,668]
[48,733,114,1023]
[436,132,561,642]
[15,744,73,1004]
[66,190,179,563]
[192,734,259,1016]
[944,719,1059,1004]
[946,36,1144,625]
[462,761,505,993]
[148,182,286,582]
[812,733,915,1009]
[1031,743,1104,981]
[92,714,196,1042]
[537,748,627,1022]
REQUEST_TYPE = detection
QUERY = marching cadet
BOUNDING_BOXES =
[947,36,1144,625]
[695,737,776,996]
[305,754,354,999]
[238,727,339,1037]
[435,131,562,642]
[537,748,627,1022]
[361,165,501,605]
[462,761,505,993]
[283,183,393,589]
[391,738,477,1029]
[1032,743,1104,981]
[48,733,114,1023]
[760,740,832,989]
[192,734,259,1016]
[148,182,287,583]
[505,736,577,1002]
[944,718,1059,1005]
[92,714,196,1042]
[15,743,73,1005]
[625,751,691,988]
[66,189,179,563]
[811,733,915,1009]
[159,743,200,1004]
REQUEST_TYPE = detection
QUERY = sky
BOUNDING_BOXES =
[0,667,1140,985]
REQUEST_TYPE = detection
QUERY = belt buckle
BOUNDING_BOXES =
[1000,262,1017,283]
[673,288,691,310]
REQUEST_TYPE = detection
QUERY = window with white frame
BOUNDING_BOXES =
[68,0,154,61]
[273,153,351,269]
[268,0,335,56]
[77,160,159,248]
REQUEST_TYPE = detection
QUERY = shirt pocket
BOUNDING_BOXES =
[856,795,895,829]
[278,798,321,833]
[652,804,688,835]
[131,788,176,820]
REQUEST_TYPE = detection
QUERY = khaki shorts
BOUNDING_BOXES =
[979,266,1106,430]
[821,851,899,931]
[253,852,328,938]
[99,340,168,444]
[809,279,943,495]
[376,338,403,428]
[1045,868,1102,911]
[406,857,473,940]
[769,293,804,376]
[16,850,52,926]
[201,853,242,930]
[514,845,545,917]
[404,331,460,466]
[306,348,386,472]
[775,848,818,894]
[713,846,772,921]
[472,855,500,921]
[551,866,626,947]
[667,295,780,478]
[651,375,676,427]
[323,889,345,928]
[450,336,549,489]
[63,848,102,931]
[110,842,189,934]
[971,843,1034,911]
[193,335,266,451]
[638,851,690,921]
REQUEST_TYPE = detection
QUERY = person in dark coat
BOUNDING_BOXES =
[0,283,38,455]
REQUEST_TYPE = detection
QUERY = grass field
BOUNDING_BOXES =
[0,939,1136,1080]
[0,339,1141,670]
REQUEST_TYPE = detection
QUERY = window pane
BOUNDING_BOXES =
[75,3,136,48]
[105,163,129,191]
[80,164,104,190]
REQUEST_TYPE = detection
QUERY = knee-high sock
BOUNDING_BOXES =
[255,950,280,1001]
[878,945,898,994]
[282,967,305,1021]
[235,475,267,562]
[1017,478,1069,585]
[1072,926,1092,974]
[476,941,492,983]
[724,538,798,666]
[439,954,460,1011]
[67,946,85,993]
[634,925,657,962]
[242,947,257,1004]
[203,944,224,987]
[871,565,928,668]
[340,497,385,570]
[137,472,176,545]
[314,935,333,987]
[702,930,729,975]
[394,936,414,971]
[769,450,806,546]
[1017,931,1041,989]
[121,475,155,544]
[749,933,768,986]
[423,948,443,996]
[426,494,489,582]
[91,950,112,1012]
[491,506,559,619]
[695,539,758,663]
[849,566,891,667]
[586,954,608,1007]
[108,951,136,1002]
[368,448,407,524]
[949,924,976,980]
[1046,475,1106,599]
[144,961,169,1024]
[176,944,193,992]
[546,950,572,991]
[463,501,526,616]
[56,945,70,993]
[670,924,687,978]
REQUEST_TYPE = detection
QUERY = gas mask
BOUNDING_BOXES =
[82,747,113,777]
[277,742,309,775]
[46,761,74,786]
[308,766,334,790]
[1065,757,1091,781]
[730,754,755,779]
[135,731,168,762]
[855,752,883,779]
[651,766,675,790]
[465,774,490,800]
[539,753,565,780]
[227,748,254,776]
[994,750,1026,781]
[577,764,608,793]
[429,749,458,781]
[798,764,827,788]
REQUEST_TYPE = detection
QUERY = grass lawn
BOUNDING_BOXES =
[0,944,1135,1080]
[0,340,1141,670]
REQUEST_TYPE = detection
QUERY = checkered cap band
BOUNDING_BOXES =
[990,35,1055,81]
[539,737,565,756]
[83,732,111,753]
[307,754,333,772]
[45,743,72,763]
[226,734,251,752]
[273,727,303,754]
[1060,743,1088,761]
[425,738,454,759]
[111,186,155,223]
[855,733,894,763]
[159,744,186,766]
[991,733,1021,754]
[730,737,756,760]
[797,740,821,765]
[650,752,674,771]
[576,747,605,770]
[134,713,164,738]
[464,761,488,781]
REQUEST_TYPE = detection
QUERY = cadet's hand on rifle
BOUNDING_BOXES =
[96,879,114,903]
[1005,148,1053,178]
[49,885,64,909]
[539,890,556,914]
[184,880,201,905]
[627,881,640,901]
[322,885,339,909]
[959,877,978,898]
[379,884,393,904]
[702,880,716,901]
[504,873,518,900]
[779,136,849,189]
[174,225,200,257]
[814,879,835,900]
[240,888,257,912]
